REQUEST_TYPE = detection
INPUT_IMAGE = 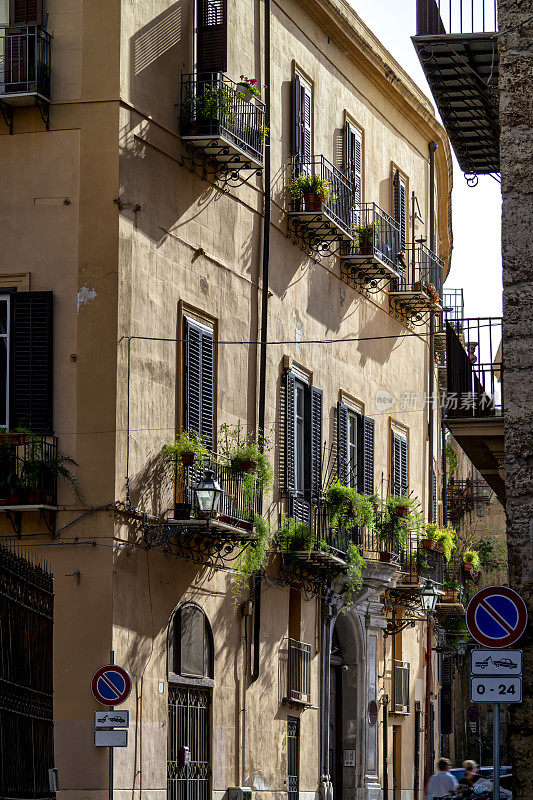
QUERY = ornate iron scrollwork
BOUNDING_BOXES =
[180,140,262,188]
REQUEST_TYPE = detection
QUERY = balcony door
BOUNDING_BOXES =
[329,625,344,800]
[195,0,226,74]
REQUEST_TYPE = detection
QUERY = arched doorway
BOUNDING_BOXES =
[167,602,214,800]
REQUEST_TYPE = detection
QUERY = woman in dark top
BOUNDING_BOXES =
[459,760,481,788]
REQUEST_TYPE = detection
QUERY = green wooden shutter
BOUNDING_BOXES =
[196,0,227,74]
[337,401,349,484]
[362,416,375,495]
[309,386,322,501]
[184,318,214,451]
[10,291,53,433]
[285,370,296,492]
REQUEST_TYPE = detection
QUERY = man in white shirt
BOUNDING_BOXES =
[426,758,458,799]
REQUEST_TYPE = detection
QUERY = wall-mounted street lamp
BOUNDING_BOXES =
[420,580,443,613]
[193,469,223,516]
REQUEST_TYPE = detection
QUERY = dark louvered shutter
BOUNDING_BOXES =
[285,370,296,492]
[309,386,322,501]
[184,318,214,451]
[362,416,375,495]
[10,0,43,24]
[291,75,301,157]
[400,437,408,496]
[431,468,437,522]
[337,401,349,484]
[440,657,453,735]
[196,0,227,74]
[289,493,310,524]
[393,170,407,252]
[392,432,408,497]
[346,122,363,225]
[10,291,53,433]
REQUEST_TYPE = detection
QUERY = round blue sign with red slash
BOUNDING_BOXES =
[466,586,528,649]
[91,665,132,706]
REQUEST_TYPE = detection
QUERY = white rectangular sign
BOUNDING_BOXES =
[94,729,128,747]
[94,710,129,728]
[471,649,522,676]
[471,676,522,703]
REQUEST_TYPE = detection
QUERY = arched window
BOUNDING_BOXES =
[168,602,214,683]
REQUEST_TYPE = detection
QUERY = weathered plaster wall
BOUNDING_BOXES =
[499,3,533,798]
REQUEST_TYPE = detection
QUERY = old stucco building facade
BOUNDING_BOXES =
[0,1,453,800]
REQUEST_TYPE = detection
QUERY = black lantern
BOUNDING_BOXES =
[420,580,443,613]
[193,469,223,516]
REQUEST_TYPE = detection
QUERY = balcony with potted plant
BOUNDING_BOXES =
[388,241,444,323]
[0,23,52,133]
[0,431,81,535]
[340,203,402,289]
[286,156,353,252]
[179,72,266,174]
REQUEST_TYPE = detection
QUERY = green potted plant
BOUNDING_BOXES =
[422,523,445,555]
[276,514,316,558]
[342,541,365,609]
[286,173,334,211]
[219,426,273,500]
[442,577,462,603]
[387,494,413,519]
[231,514,272,607]
[22,449,83,504]
[463,549,481,578]
[237,76,261,102]
[325,479,374,534]
[163,429,210,468]
[435,525,456,562]
[352,222,375,255]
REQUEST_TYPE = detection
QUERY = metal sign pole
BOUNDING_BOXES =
[109,650,114,800]
[493,702,499,800]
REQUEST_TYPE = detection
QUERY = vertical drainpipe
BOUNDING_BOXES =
[428,142,437,523]
[252,0,271,685]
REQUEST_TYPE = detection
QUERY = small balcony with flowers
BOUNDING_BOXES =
[179,72,266,176]
[340,203,403,290]
[286,156,353,253]
[388,241,444,323]
[141,429,265,568]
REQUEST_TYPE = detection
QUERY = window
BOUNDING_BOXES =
[393,660,410,713]
[0,290,53,433]
[0,295,9,430]
[345,121,363,224]
[196,0,227,73]
[285,368,322,512]
[337,401,375,493]
[391,428,408,497]
[393,169,407,252]
[183,316,214,451]
[292,75,313,168]
[9,0,43,25]
[169,602,214,680]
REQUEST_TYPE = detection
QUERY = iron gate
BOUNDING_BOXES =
[0,542,54,799]
[287,717,300,800]
[168,686,211,800]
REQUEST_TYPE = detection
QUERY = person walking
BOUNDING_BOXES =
[426,758,458,799]
[459,761,480,789]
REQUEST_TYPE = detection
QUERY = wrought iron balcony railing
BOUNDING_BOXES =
[445,316,503,418]
[399,535,445,587]
[286,638,312,705]
[288,155,353,241]
[178,452,262,529]
[0,433,58,507]
[393,660,410,713]
[180,72,265,166]
[341,203,402,284]
[0,25,51,102]
[389,242,444,319]
[416,0,498,36]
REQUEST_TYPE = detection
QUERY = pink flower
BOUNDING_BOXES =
[240,75,244,79]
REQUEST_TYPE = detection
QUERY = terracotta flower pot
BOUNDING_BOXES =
[463,562,476,579]
[9,433,26,446]
[9,493,22,505]
[181,451,195,467]
[379,551,393,563]
[358,242,372,255]
[413,282,422,292]
[395,505,408,518]
[237,459,258,474]
[303,192,322,212]
[422,538,444,554]
[442,591,459,603]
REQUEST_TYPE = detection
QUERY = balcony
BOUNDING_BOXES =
[412,0,499,177]
[392,660,410,714]
[287,155,353,252]
[142,452,262,565]
[444,317,505,503]
[399,534,445,588]
[0,25,51,132]
[389,242,444,321]
[0,434,58,534]
[179,72,265,173]
[340,203,402,289]
[285,638,312,706]
[446,476,491,524]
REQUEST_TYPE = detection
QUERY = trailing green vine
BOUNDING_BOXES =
[342,541,365,610]
[325,479,375,533]
[276,514,316,558]
[219,424,273,500]
[231,514,272,608]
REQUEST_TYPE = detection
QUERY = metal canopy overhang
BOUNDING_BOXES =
[444,416,505,505]
[412,32,500,175]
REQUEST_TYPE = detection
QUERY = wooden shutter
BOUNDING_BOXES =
[301,81,312,165]
[291,75,301,157]
[431,468,437,522]
[10,291,53,433]
[337,401,349,484]
[393,169,406,252]
[9,0,43,25]
[400,437,408,496]
[346,122,363,224]
[285,370,296,492]
[309,386,322,501]
[289,493,310,524]
[183,318,214,451]
[196,0,227,74]
[362,416,375,495]
[440,657,453,735]
[392,431,408,497]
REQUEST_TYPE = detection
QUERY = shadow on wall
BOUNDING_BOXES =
[129,2,189,128]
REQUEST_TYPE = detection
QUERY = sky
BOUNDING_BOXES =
[348,0,503,319]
